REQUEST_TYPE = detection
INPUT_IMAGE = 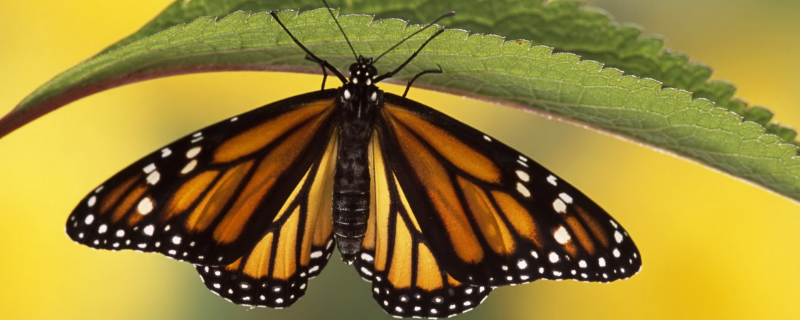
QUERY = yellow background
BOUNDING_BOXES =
[2,0,799,319]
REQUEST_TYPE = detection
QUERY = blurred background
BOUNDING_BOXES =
[1,0,799,319]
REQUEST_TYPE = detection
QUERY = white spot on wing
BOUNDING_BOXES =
[553,198,567,214]
[360,252,374,262]
[615,231,624,243]
[559,193,573,204]
[181,159,198,174]
[483,135,492,142]
[549,252,559,263]
[547,175,558,186]
[84,214,94,225]
[87,196,97,207]
[186,146,202,159]
[137,197,153,215]
[146,171,160,185]
[516,170,530,182]
[143,224,155,236]
[143,163,156,174]
[516,182,531,198]
[161,148,172,158]
[553,226,571,244]
[360,267,373,276]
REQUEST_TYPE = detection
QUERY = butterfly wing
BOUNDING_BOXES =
[369,92,642,288]
[196,131,338,308]
[65,89,339,266]
[353,134,492,318]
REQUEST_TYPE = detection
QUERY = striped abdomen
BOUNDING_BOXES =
[332,106,374,264]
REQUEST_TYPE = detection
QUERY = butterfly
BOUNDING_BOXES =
[64,3,641,319]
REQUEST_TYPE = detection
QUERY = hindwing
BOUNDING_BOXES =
[353,133,492,318]
[196,132,338,307]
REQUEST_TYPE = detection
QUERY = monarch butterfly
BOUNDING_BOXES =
[64,3,641,318]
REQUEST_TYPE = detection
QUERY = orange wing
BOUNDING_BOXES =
[65,90,339,266]
[196,132,337,308]
[368,93,641,289]
[353,132,492,318]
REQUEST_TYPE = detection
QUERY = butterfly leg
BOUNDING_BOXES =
[305,54,328,90]
[402,65,443,97]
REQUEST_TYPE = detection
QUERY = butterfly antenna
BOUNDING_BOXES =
[322,0,358,60]
[270,10,348,84]
[374,27,446,83]
[373,11,455,64]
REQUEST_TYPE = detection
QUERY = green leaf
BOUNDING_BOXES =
[96,0,797,144]
[4,1,800,203]
[9,0,797,143]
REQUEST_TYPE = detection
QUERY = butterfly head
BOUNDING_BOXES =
[338,55,383,114]
[347,56,377,87]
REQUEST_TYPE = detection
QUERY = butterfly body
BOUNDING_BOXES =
[64,8,641,319]
[332,56,383,263]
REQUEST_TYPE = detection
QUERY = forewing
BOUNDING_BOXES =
[65,90,338,266]
[353,134,492,319]
[375,92,642,287]
[196,132,337,308]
